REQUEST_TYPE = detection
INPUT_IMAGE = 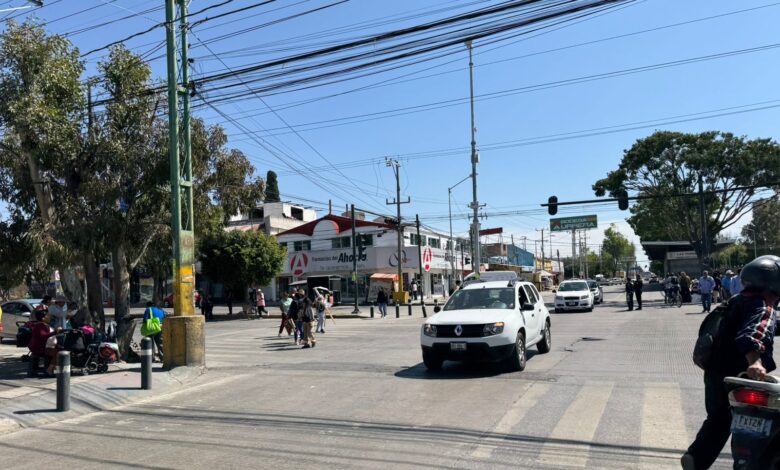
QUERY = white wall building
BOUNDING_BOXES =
[275,214,473,303]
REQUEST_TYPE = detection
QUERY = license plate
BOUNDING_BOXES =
[732,414,772,437]
[450,342,467,351]
[566,302,577,306]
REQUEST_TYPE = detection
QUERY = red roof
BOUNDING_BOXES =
[276,214,394,237]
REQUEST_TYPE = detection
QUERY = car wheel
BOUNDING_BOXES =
[422,350,443,371]
[537,321,551,354]
[554,308,561,313]
[587,307,593,312]
[507,331,526,372]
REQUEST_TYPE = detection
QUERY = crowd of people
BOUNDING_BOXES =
[658,269,745,313]
[277,288,332,349]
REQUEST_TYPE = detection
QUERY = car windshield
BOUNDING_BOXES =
[588,281,598,289]
[443,287,516,310]
[559,282,588,292]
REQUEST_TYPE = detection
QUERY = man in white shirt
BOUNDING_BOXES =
[49,295,73,330]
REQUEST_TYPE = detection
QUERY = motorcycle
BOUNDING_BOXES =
[725,374,780,469]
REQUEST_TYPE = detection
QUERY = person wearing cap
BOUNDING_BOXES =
[49,295,73,330]
[721,270,733,298]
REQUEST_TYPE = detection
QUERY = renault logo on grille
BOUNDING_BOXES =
[454,325,463,337]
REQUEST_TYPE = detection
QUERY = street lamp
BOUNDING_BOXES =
[448,174,472,283]
[743,228,758,259]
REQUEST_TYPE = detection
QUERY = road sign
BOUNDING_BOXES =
[550,215,598,232]
[423,247,433,272]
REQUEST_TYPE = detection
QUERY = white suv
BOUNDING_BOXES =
[420,278,551,372]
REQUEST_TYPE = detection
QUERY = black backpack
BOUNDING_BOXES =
[692,297,740,370]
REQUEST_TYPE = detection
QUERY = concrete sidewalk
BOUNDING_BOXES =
[0,345,211,435]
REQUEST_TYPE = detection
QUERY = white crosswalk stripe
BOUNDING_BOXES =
[536,382,615,468]
[639,383,690,469]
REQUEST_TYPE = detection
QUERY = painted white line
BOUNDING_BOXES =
[537,382,614,468]
[471,382,551,459]
[640,383,688,469]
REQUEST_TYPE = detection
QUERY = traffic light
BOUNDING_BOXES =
[357,235,367,259]
[384,217,399,226]
[617,189,629,211]
[465,257,471,265]
[547,195,558,216]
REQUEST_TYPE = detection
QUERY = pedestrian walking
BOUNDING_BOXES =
[315,293,326,334]
[200,292,214,321]
[226,288,234,316]
[142,301,165,362]
[721,270,733,299]
[278,292,293,337]
[633,275,643,310]
[712,272,722,303]
[256,288,268,317]
[411,280,419,301]
[682,255,780,470]
[449,279,461,296]
[376,287,388,318]
[625,278,634,311]
[731,268,744,295]
[299,289,316,349]
[287,291,302,344]
[698,271,716,313]
[679,272,692,303]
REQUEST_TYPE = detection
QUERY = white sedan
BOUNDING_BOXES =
[554,280,594,312]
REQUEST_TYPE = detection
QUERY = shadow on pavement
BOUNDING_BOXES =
[395,350,544,380]
[13,408,58,415]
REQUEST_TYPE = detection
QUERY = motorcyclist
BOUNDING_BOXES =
[682,255,780,470]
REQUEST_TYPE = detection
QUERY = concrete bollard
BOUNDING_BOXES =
[370,305,374,318]
[140,337,153,390]
[422,301,427,318]
[395,303,400,318]
[408,303,412,316]
[56,351,70,412]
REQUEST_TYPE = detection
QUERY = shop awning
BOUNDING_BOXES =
[371,273,399,281]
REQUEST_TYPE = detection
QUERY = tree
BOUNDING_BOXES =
[265,170,280,203]
[593,131,780,265]
[199,230,287,295]
[741,197,780,258]
[715,243,750,269]
[602,225,635,274]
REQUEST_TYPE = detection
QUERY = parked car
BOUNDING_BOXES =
[420,276,551,372]
[587,280,603,304]
[554,280,594,312]
[0,299,43,343]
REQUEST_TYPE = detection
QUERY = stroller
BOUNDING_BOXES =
[63,326,119,375]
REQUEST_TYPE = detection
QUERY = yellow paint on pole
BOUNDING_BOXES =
[174,264,195,317]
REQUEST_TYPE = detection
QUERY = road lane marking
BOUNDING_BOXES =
[640,383,688,469]
[471,382,551,459]
[537,382,614,468]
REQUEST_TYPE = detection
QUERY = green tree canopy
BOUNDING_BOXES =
[265,170,280,203]
[199,230,287,293]
[593,131,780,263]
[741,196,780,257]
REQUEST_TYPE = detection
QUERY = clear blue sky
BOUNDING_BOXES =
[5,0,780,267]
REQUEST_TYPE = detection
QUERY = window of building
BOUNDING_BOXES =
[279,242,288,251]
[332,237,351,249]
[429,238,441,249]
[251,208,264,219]
[293,240,311,252]
[291,207,304,221]
[359,234,373,246]
[410,234,427,246]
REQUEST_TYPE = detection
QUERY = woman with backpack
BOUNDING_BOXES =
[315,294,327,334]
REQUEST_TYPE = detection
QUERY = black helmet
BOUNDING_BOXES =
[740,255,780,295]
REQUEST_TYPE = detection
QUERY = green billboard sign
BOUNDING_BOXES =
[550,215,598,232]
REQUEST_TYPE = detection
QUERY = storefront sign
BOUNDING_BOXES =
[423,247,433,272]
[667,250,697,260]
[282,245,451,276]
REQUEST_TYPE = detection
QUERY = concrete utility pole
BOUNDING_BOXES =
[416,215,425,300]
[571,229,577,277]
[466,41,482,278]
[698,174,709,268]
[164,0,203,369]
[351,204,360,314]
[386,158,410,303]
[536,228,545,272]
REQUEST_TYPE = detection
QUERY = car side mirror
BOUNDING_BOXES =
[522,304,535,311]
[433,306,441,313]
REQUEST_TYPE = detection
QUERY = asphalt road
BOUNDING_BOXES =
[0,285,749,469]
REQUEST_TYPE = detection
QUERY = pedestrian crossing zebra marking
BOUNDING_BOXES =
[537,382,614,468]
[470,382,551,459]
[639,383,688,469]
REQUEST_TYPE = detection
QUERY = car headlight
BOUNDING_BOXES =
[483,322,504,336]
[580,295,590,300]
[423,324,437,337]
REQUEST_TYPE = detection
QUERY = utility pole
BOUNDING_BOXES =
[698,175,709,269]
[571,229,577,278]
[164,0,203,369]
[466,41,482,278]
[584,231,589,278]
[351,204,360,314]
[416,215,425,301]
[536,228,545,272]
[386,158,410,303]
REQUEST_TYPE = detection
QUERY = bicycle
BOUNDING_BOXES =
[665,288,682,308]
